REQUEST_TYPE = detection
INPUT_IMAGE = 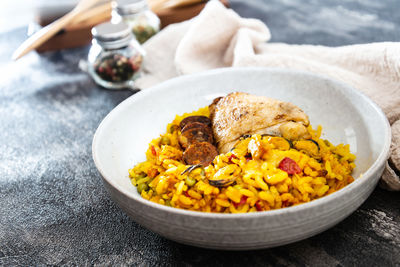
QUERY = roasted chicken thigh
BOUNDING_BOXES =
[209,92,311,153]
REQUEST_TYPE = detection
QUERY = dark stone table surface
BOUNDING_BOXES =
[1,0,399,266]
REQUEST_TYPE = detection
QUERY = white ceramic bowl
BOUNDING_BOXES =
[92,68,391,250]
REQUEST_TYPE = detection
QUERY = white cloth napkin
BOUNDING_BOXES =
[136,1,400,190]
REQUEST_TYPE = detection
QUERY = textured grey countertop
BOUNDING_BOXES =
[1,0,399,266]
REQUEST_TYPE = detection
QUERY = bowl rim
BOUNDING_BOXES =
[92,67,391,219]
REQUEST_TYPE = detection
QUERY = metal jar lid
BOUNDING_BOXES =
[113,0,148,16]
[91,21,133,49]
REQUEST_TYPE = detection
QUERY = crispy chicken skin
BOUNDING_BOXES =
[209,92,311,153]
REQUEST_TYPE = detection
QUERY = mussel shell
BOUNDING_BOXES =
[309,139,320,149]
[208,176,237,187]
[181,164,203,175]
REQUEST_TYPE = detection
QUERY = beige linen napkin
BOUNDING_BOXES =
[136,1,400,190]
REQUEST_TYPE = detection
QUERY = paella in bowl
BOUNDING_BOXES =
[92,68,390,249]
[129,92,356,213]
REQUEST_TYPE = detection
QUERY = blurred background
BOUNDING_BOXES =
[0,1,80,33]
[2,0,400,42]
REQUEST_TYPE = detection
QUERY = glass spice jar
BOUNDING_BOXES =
[88,21,145,90]
[112,0,160,44]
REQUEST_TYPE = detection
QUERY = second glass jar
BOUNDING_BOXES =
[112,0,161,44]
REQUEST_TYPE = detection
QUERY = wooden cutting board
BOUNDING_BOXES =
[35,0,229,52]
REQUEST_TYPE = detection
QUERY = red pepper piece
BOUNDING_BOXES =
[147,169,158,178]
[255,201,263,211]
[233,196,248,208]
[228,154,237,163]
[150,146,157,156]
[278,157,302,175]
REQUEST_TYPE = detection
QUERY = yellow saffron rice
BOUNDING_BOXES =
[129,107,356,213]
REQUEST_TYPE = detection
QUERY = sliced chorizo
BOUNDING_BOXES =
[178,126,214,149]
[183,142,218,166]
[180,116,211,130]
[181,122,211,133]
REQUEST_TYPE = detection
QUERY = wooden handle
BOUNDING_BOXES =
[160,0,205,10]
[67,2,112,30]
[12,0,101,60]
[149,0,205,13]
[12,12,78,60]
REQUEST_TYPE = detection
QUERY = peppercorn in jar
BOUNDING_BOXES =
[88,21,145,90]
